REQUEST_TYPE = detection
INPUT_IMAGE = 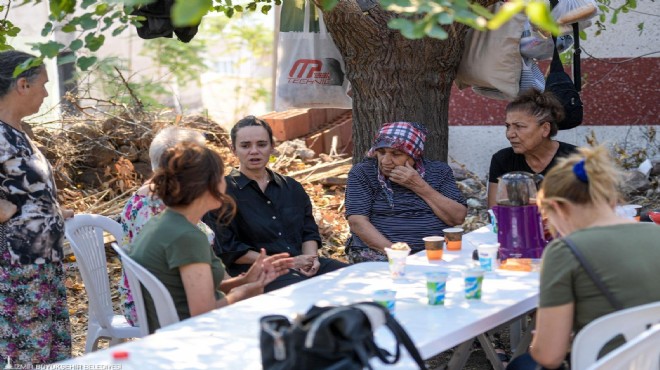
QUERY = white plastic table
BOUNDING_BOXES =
[59,227,539,369]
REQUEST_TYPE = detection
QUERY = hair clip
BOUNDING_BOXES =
[573,159,588,183]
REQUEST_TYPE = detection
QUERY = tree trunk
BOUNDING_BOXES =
[319,2,490,162]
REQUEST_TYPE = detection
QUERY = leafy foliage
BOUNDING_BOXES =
[1,0,640,76]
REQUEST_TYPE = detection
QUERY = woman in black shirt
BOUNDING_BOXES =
[487,89,577,208]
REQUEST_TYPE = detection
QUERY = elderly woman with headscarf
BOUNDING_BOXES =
[344,121,468,263]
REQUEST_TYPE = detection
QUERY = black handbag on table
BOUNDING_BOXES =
[260,301,427,370]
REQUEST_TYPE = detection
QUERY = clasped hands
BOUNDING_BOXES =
[292,254,320,277]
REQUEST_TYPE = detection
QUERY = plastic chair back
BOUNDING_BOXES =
[111,243,179,336]
[571,301,660,369]
[64,214,140,351]
[587,324,660,370]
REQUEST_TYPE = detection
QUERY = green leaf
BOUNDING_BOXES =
[69,39,83,51]
[6,25,21,37]
[95,3,110,15]
[525,1,559,35]
[320,0,339,11]
[469,3,494,19]
[37,41,65,58]
[77,56,98,71]
[112,25,128,36]
[57,53,76,65]
[427,23,448,39]
[488,1,524,30]
[261,4,271,14]
[41,22,53,37]
[172,0,212,27]
[233,5,243,12]
[637,22,644,35]
[246,2,257,11]
[49,0,77,20]
[437,12,453,25]
[84,33,105,52]
[13,57,44,78]
[79,14,98,30]
[81,0,96,9]
[62,23,77,33]
[224,7,235,17]
[388,18,422,39]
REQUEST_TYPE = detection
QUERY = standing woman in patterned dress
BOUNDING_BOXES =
[0,50,73,365]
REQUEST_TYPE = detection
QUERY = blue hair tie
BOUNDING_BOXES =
[573,159,588,183]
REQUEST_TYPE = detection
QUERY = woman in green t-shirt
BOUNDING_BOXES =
[507,146,660,370]
[128,142,294,332]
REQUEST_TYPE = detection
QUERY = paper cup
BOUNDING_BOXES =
[443,227,464,251]
[477,243,500,271]
[623,204,642,221]
[385,247,411,279]
[423,236,445,261]
[425,271,449,305]
[464,268,485,300]
[373,289,396,315]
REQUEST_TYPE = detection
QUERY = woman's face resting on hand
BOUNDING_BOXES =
[375,147,414,178]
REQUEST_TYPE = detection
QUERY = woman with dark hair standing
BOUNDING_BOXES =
[128,142,293,333]
[487,89,578,208]
[0,51,72,364]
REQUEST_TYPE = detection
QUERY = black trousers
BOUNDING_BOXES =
[264,257,348,292]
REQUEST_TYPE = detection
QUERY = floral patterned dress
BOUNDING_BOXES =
[0,122,71,365]
[118,193,215,326]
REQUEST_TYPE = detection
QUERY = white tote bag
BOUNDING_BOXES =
[275,1,352,111]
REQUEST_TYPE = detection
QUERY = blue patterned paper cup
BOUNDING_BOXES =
[464,268,485,300]
[425,272,449,305]
[373,289,397,315]
[478,243,500,271]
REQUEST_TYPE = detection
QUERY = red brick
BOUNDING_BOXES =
[269,110,311,141]
[326,109,351,123]
[307,109,327,131]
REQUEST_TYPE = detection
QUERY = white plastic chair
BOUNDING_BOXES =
[587,324,660,370]
[571,301,660,369]
[111,243,179,337]
[64,214,141,352]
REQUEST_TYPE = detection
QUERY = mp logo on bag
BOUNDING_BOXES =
[275,1,352,110]
[287,58,345,86]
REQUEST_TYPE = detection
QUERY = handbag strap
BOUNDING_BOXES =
[384,311,427,369]
[572,23,582,91]
[548,0,582,90]
[562,237,624,310]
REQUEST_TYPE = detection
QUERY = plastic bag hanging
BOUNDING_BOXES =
[551,0,598,26]
[275,0,352,110]
[520,20,555,60]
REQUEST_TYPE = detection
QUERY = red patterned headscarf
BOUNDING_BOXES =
[367,121,428,207]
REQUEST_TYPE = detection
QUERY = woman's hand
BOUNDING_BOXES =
[389,162,424,190]
[293,254,316,271]
[244,249,294,285]
[298,257,320,277]
[0,199,17,223]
